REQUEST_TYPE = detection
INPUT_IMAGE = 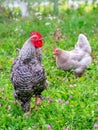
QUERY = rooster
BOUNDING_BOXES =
[11,32,48,113]
[53,34,92,77]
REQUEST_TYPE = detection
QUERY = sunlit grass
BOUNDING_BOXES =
[84,4,94,12]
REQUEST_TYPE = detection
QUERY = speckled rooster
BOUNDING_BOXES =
[10,32,48,113]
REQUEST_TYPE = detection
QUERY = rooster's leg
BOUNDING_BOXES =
[22,101,31,117]
[14,91,18,105]
[24,108,31,117]
[33,95,42,110]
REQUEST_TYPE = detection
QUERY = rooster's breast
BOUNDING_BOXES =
[11,59,46,92]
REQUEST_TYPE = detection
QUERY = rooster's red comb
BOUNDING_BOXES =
[30,31,43,48]
[30,32,42,38]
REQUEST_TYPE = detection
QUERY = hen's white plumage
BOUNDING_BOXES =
[53,34,92,77]
[75,34,91,54]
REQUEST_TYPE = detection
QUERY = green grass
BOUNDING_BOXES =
[0,5,98,130]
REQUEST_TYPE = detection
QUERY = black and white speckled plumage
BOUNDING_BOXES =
[10,37,47,112]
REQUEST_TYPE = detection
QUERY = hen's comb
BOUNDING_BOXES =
[53,48,57,52]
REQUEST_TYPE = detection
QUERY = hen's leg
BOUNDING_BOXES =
[75,65,86,77]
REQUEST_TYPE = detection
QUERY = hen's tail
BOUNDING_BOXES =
[75,34,91,54]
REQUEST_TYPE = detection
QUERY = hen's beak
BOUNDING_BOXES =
[53,51,56,55]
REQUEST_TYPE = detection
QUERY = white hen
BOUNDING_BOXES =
[53,34,92,77]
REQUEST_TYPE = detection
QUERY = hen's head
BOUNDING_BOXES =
[30,32,43,48]
[53,48,62,56]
